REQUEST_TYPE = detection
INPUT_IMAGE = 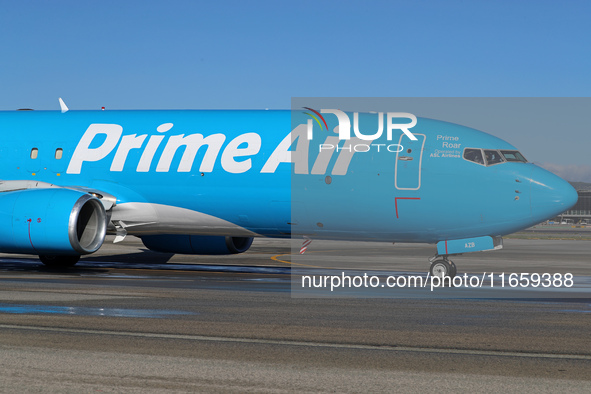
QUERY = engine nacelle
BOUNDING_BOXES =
[141,235,253,255]
[0,188,107,255]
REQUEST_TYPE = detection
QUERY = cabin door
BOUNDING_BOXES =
[395,134,425,190]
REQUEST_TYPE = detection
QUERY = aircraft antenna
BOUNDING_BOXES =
[58,97,69,113]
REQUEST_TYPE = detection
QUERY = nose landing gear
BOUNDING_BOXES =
[429,256,457,279]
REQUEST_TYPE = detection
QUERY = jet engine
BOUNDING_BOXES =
[140,234,253,255]
[0,188,107,263]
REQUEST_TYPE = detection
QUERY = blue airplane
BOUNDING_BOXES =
[0,102,578,278]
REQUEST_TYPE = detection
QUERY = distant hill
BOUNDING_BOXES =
[569,181,591,191]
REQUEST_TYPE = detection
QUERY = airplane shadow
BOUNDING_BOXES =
[0,249,175,273]
[80,249,175,265]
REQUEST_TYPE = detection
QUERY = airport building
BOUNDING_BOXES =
[558,185,591,224]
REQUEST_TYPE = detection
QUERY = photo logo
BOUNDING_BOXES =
[303,107,328,132]
[304,109,418,141]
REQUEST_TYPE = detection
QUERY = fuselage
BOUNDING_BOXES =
[0,110,578,244]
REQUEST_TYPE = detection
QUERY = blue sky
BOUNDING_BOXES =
[1,0,590,180]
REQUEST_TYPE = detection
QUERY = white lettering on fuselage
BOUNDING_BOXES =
[66,123,359,176]
[437,135,459,141]
[436,135,461,151]
[442,141,461,149]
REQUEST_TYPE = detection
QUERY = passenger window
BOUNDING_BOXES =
[484,150,503,165]
[500,150,527,163]
[463,148,485,165]
[55,148,63,160]
[30,148,38,159]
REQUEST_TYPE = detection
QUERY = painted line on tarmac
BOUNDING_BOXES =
[271,250,342,269]
[271,253,324,268]
[1,323,590,361]
[76,262,292,275]
[0,258,292,275]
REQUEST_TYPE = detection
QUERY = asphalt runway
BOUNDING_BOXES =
[0,237,590,392]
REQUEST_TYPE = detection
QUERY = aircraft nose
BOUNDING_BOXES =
[529,166,578,222]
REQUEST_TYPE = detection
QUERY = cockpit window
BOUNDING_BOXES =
[500,150,527,163]
[463,148,485,165]
[484,150,504,165]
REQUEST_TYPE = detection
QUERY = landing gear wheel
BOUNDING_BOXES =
[39,255,80,268]
[449,260,457,278]
[429,259,454,279]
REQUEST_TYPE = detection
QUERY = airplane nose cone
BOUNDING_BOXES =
[530,166,578,222]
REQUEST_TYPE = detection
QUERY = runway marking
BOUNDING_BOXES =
[0,261,291,275]
[271,253,322,268]
[1,323,590,361]
[271,250,341,269]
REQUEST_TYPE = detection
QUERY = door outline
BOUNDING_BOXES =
[395,133,426,190]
